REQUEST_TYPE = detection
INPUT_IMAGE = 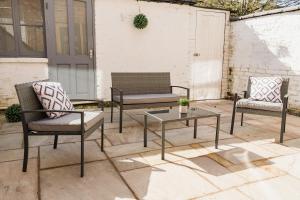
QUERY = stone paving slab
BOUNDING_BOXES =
[0,159,38,200]
[177,157,247,190]
[121,162,219,200]
[105,125,159,146]
[196,188,251,200]
[238,175,300,200]
[200,138,277,165]
[0,133,23,150]
[105,141,161,158]
[0,100,300,200]
[40,141,107,169]
[40,160,136,200]
[0,147,38,163]
[155,125,232,146]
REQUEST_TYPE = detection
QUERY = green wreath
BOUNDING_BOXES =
[133,14,148,29]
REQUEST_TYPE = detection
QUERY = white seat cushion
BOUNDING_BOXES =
[28,111,104,132]
[237,99,282,112]
[114,93,180,104]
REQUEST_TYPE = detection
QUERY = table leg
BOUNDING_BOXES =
[161,123,165,160]
[215,115,220,149]
[144,115,147,147]
[194,119,198,139]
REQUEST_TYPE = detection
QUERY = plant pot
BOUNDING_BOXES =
[179,105,188,114]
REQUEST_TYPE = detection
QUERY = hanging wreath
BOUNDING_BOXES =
[133,14,148,29]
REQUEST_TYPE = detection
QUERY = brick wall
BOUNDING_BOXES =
[229,9,300,108]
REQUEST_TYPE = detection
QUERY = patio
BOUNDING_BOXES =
[1,100,300,200]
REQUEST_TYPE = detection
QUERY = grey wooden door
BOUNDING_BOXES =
[44,0,95,99]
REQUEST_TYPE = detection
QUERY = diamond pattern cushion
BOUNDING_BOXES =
[28,111,104,132]
[32,82,74,119]
[237,99,283,112]
[250,77,283,103]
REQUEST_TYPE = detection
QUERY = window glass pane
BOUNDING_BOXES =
[73,0,87,55]
[0,0,13,24]
[55,0,69,55]
[19,0,43,25]
[0,24,15,53]
[20,26,44,55]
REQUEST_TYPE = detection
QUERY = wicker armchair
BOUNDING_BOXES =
[15,81,105,177]
[230,77,289,143]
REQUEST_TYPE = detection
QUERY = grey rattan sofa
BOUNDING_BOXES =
[230,77,289,143]
[15,81,105,177]
[111,72,190,133]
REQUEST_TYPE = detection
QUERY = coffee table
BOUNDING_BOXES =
[144,108,221,159]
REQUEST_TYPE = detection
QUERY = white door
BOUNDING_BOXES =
[192,11,225,100]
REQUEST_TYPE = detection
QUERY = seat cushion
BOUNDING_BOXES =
[237,99,282,112]
[28,111,104,132]
[114,93,180,104]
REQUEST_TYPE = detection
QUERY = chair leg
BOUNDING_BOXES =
[230,94,238,135]
[119,104,123,133]
[53,135,58,149]
[23,133,29,172]
[280,111,287,143]
[241,113,244,126]
[80,134,84,177]
[110,101,114,123]
[101,123,104,152]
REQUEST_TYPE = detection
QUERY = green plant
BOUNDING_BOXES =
[179,98,189,106]
[5,104,21,123]
[133,14,148,29]
[196,0,278,17]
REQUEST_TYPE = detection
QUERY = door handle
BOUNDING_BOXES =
[193,53,200,57]
[89,49,93,59]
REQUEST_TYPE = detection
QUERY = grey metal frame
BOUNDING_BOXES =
[15,81,105,177]
[230,77,289,143]
[110,73,190,133]
[0,0,46,57]
[144,109,220,160]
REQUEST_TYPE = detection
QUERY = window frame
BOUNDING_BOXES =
[0,0,46,58]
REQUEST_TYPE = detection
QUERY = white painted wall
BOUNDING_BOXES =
[229,9,300,108]
[0,58,48,108]
[0,0,229,108]
[94,0,229,100]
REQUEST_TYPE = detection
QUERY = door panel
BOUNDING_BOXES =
[192,11,225,100]
[45,0,95,99]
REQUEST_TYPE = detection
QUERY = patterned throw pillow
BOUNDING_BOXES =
[32,82,74,119]
[250,77,283,103]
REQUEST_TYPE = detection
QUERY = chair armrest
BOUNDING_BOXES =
[70,99,105,111]
[233,91,247,100]
[170,85,190,100]
[111,87,123,102]
[283,94,289,109]
[22,110,83,114]
[242,91,247,98]
[21,110,85,132]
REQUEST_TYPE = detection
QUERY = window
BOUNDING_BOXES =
[0,0,45,57]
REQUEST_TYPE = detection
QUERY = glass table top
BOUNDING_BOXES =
[145,107,220,122]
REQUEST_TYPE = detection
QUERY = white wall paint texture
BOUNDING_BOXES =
[0,0,230,108]
[0,58,48,108]
[94,0,229,100]
[230,10,300,107]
